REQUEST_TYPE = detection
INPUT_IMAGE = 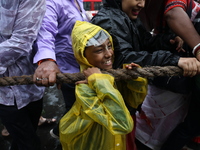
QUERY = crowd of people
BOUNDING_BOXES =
[0,0,200,150]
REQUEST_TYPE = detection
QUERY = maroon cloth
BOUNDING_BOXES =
[126,115,137,150]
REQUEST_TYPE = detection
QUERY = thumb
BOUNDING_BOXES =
[75,80,88,85]
[170,39,175,44]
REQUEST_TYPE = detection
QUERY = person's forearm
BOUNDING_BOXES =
[34,0,58,64]
[165,7,200,49]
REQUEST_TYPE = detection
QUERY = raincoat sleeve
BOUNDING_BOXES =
[76,73,133,135]
[117,77,147,109]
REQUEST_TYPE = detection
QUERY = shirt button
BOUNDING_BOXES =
[116,143,120,146]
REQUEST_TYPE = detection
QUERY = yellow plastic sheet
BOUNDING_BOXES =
[60,74,133,150]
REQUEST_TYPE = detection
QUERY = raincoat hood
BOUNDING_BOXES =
[103,0,121,9]
[71,21,113,71]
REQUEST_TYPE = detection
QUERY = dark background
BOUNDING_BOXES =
[0,85,65,150]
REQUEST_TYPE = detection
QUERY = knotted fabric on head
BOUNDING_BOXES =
[86,30,110,47]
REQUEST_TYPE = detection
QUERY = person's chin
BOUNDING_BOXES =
[103,66,112,70]
[130,15,138,20]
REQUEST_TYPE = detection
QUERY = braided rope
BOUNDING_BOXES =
[0,66,183,86]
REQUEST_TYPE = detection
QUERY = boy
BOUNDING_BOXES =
[59,21,147,150]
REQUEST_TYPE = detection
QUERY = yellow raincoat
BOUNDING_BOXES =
[59,21,147,150]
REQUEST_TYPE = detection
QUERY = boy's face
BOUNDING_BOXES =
[84,39,114,70]
[122,0,145,20]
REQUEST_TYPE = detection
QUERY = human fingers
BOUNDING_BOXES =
[187,58,200,76]
[176,42,182,51]
[75,80,88,85]
[195,59,200,74]
[38,77,49,87]
[125,63,139,70]
[47,72,58,86]
[83,67,101,78]
[130,62,140,67]
[33,65,46,86]
[176,47,186,53]
[176,38,183,49]
[34,61,60,86]
[170,39,175,44]
[178,58,198,77]
[170,39,182,52]
[175,37,185,52]
[187,62,197,77]
[170,36,185,53]
[37,74,56,87]
[56,83,62,89]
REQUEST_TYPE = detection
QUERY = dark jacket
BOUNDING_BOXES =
[91,0,180,69]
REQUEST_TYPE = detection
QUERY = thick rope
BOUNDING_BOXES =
[0,66,183,86]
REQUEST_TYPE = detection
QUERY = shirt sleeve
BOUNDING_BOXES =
[33,0,58,63]
[164,0,188,14]
[76,73,134,135]
[0,0,45,72]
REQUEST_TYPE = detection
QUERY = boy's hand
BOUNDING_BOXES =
[125,63,140,70]
[83,67,102,78]
[170,36,185,53]
[75,67,101,85]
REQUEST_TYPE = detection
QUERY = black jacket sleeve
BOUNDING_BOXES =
[91,7,180,68]
[136,18,177,52]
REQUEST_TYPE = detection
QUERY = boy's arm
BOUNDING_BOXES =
[124,77,147,109]
[76,73,133,135]
[117,63,147,109]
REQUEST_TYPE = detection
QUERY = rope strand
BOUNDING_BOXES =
[0,66,183,86]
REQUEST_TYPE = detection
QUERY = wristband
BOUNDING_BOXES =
[192,43,200,55]
[37,59,56,65]
[196,50,200,56]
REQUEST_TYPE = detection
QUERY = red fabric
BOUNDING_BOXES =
[126,115,137,150]
[164,0,189,14]
[139,110,154,129]
[37,58,56,65]
[192,136,200,143]
[194,45,200,55]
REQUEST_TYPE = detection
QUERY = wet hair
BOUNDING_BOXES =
[103,0,122,9]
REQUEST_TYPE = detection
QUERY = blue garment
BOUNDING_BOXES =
[34,0,89,74]
[0,0,45,109]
